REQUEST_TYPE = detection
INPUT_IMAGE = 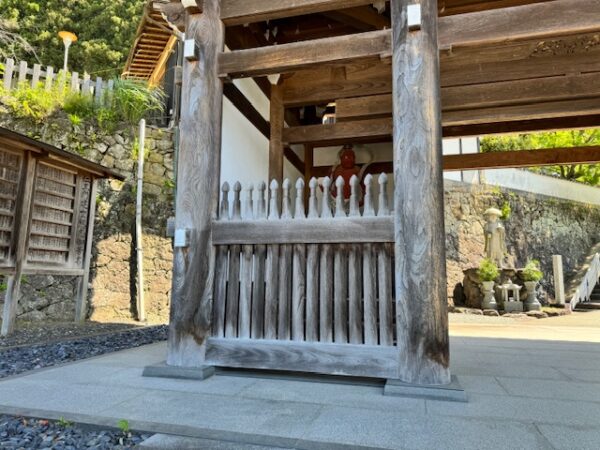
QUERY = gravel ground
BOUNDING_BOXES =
[0,415,151,449]
[0,322,150,349]
[0,325,168,379]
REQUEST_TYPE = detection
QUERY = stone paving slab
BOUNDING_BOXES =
[1,337,600,449]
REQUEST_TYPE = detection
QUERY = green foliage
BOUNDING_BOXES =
[1,1,145,77]
[0,282,7,292]
[110,79,165,125]
[63,93,95,120]
[480,130,600,186]
[57,417,73,428]
[500,201,511,221]
[117,419,130,434]
[3,82,64,121]
[68,114,82,126]
[478,258,500,282]
[522,259,543,282]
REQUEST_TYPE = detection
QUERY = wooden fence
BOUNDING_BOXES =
[211,174,397,349]
[2,58,114,103]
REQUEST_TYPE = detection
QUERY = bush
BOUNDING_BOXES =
[4,82,63,120]
[110,79,165,125]
[478,258,500,282]
[63,93,95,120]
[522,259,543,282]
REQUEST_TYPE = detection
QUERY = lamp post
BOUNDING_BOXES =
[58,31,78,72]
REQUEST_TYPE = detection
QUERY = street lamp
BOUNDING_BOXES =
[58,31,77,72]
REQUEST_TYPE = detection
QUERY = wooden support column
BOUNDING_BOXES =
[269,82,285,183]
[75,178,98,323]
[167,0,224,367]
[391,0,450,385]
[1,153,35,336]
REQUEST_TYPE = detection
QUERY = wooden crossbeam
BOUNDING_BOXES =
[443,146,600,171]
[219,30,390,78]
[283,118,393,146]
[219,0,600,79]
[311,146,600,177]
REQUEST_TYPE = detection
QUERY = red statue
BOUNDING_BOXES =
[330,145,361,200]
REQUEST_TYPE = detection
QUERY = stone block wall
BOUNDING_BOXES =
[444,180,600,304]
[0,112,175,323]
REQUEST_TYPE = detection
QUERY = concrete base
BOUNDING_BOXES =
[525,301,542,312]
[504,301,524,313]
[142,362,215,381]
[384,375,467,402]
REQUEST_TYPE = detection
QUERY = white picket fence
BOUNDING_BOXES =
[570,252,600,310]
[2,58,114,104]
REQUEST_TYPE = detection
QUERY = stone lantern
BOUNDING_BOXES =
[500,279,523,313]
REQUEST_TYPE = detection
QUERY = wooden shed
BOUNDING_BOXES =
[154,0,600,389]
[0,127,123,336]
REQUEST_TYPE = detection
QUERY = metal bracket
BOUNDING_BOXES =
[407,4,422,31]
[183,39,199,61]
[174,229,190,248]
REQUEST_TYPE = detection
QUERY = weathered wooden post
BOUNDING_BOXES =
[390,0,451,386]
[166,0,224,372]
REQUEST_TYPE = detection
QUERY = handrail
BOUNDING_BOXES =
[570,252,600,310]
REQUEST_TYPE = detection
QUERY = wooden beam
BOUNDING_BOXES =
[283,118,393,146]
[438,0,600,49]
[167,2,224,367]
[391,0,450,385]
[444,146,600,171]
[312,146,600,176]
[219,1,600,79]
[205,337,399,379]
[219,29,390,78]
[284,147,305,175]
[269,83,285,182]
[223,83,270,138]
[219,0,375,26]
[74,179,98,323]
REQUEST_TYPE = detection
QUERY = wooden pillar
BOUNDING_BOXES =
[75,178,98,323]
[303,144,313,206]
[269,82,284,183]
[1,153,35,336]
[391,0,450,385]
[167,0,224,367]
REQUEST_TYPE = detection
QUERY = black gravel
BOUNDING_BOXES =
[0,415,151,449]
[0,325,168,379]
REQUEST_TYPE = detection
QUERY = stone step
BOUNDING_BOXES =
[576,302,600,311]
[136,434,288,450]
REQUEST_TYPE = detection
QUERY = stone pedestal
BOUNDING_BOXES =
[504,301,524,313]
[524,281,542,311]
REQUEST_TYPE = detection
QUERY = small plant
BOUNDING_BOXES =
[57,416,73,427]
[19,275,28,284]
[68,114,82,127]
[63,93,95,120]
[478,258,500,282]
[522,259,543,282]
[117,419,130,434]
[500,201,511,220]
[0,282,7,292]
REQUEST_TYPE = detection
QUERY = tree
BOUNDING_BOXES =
[480,130,600,186]
[0,0,146,77]
[0,18,37,61]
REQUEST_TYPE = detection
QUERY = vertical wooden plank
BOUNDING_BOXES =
[74,179,98,323]
[391,0,450,384]
[17,60,27,85]
[238,184,254,339]
[1,154,36,336]
[377,173,393,345]
[67,175,84,267]
[278,179,292,340]
[251,182,267,339]
[212,183,230,338]
[264,180,280,340]
[94,77,103,104]
[305,177,319,342]
[269,83,284,183]
[31,64,42,88]
[71,72,80,92]
[348,174,362,343]
[168,2,224,367]
[3,58,15,91]
[45,66,54,91]
[82,73,91,95]
[292,179,306,341]
[225,182,242,338]
[318,176,333,342]
[333,244,348,343]
[362,173,377,345]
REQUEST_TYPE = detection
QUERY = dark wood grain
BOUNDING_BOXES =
[391,0,450,385]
